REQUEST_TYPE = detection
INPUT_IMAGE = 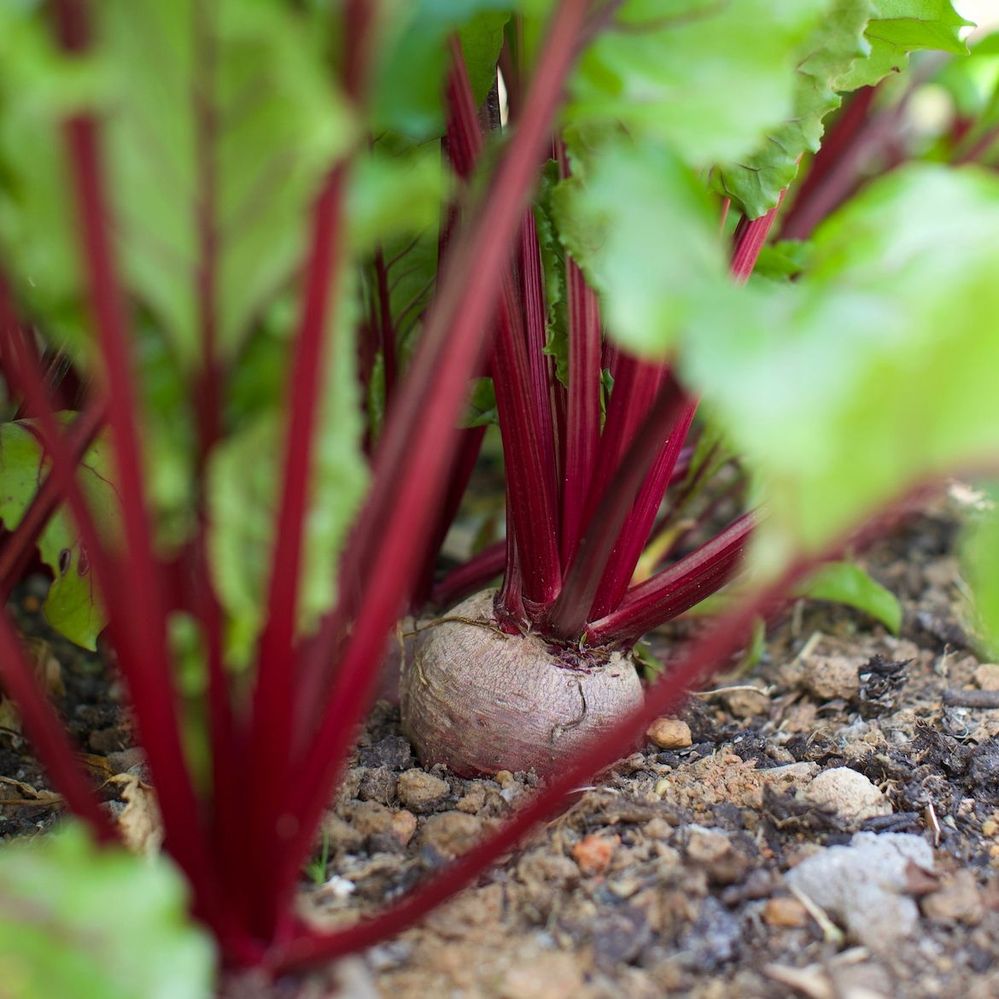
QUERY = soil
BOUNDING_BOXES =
[4,502,999,998]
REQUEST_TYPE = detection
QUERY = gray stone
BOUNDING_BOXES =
[785,831,934,950]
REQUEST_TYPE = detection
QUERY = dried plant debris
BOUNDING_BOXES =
[858,654,910,717]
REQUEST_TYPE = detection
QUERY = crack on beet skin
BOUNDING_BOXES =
[550,679,588,744]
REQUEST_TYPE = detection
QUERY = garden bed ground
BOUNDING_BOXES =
[3,502,999,998]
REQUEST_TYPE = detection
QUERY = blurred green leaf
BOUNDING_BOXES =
[0,7,103,360]
[102,0,352,368]
[683,164,999,571]
[0,1,351,370]
[0,823,215,999]
[207,276,368,669]
[716,0,871,218]
[0,421,115,650]
[719,1,969,217]
[462,377,498,428]
[348,144,446,251]
[937,32,999,114]
[838,0,969,90]
[567,0,833,167]
[797,560,902,632]
[370,1,511,139]
[751,240,814,281]
[553,138,725,356]
[963,486,999,658]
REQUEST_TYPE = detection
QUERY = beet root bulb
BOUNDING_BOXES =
[400,590,644,777]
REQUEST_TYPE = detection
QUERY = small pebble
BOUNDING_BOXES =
[803,767,892,826]
[684,826,748,885]
[974,664,999,692]
[420,811,483,857]
[763,896,808,928]
[396,769,449,812]
[721,687,770,718]
[922,870,984,925]
[390,809,417,847]
[645,717,692,750]
[571,833,619,875]
[803,655,861,701]
[348,801,398,839]
[357,767,397,804]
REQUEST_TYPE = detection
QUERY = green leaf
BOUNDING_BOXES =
[0,2,351,370]
[101,0,352,369]
[838,0,969,91]
[552,138,726,356]
[935,30,999,160]
[348,143,446,252]
[462,377,498,428]
[207,276,368,669]
[533,160,569,385]
[0,7,103,360]
[718,1,970,216]
[682,164,999,571]
[962,487,999,658]
[567,0,834,168]
[751,239,814,281]
[0,823,215,999]
[0,421,115,650]
[370,2,511,139]
[715,0,872,218]
[797,560,902,632]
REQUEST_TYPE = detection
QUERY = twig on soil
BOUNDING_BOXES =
[925,799,942,847]
[788,884,844,945]
[693,683,774,699]
[942,688,999,708]
[794,630,824,662]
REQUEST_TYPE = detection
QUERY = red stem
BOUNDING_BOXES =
[780,86,876,238]
[61,111,220,903]
[491,277,563,607]
[543,375,689,640]
[50,0,227,933]
[373,247,397,403]
[584,351,664,525]
[780,79,922,241]
[446,35,561,610]
[245,169,346,937]
[586,511,754,645]
[730,191,785,284]
[245,0,378,938]
[273,0,589,922]
[587,395,698,619]
[496,505,526,628]
[560,257,602,563]
[4,317,235,935]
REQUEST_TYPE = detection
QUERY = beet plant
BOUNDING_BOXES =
[1,0,998,994]
[398,48,760,776]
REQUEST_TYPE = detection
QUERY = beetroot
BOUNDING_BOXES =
[401,590,643,776]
